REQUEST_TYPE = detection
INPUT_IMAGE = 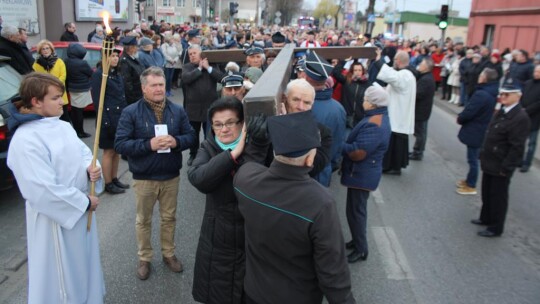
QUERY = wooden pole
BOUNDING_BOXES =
[87,37,114,231]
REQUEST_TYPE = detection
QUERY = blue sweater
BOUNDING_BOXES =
[115,99,196,181]
[340,107,391,191]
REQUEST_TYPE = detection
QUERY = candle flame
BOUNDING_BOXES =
[100,11,113,35]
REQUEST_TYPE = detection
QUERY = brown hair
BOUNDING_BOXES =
[346,61,365,83]
[17,72,64,109]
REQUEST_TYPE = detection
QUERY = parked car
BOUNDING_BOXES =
[0,56,23,190]
[31,42,122,112]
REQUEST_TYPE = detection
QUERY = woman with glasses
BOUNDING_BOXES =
[33,39,71,123]
[188,97,269,304]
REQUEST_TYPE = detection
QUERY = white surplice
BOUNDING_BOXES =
[7,117,105,304]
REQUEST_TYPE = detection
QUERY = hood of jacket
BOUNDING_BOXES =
[315,87,333,101]
[67,43,87,59]
[7,102,43,132]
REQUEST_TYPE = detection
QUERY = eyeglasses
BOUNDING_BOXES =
[212,121,240,130]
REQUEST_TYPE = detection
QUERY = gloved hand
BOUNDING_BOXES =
[246,113,268,144]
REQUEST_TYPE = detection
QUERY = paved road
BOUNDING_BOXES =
[1,92,539,304]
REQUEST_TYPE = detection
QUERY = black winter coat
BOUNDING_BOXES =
[457,81,499,148]
[65,43,93,92]
[0,36,33,75]
[480,104,530,176]
[507,60,534,89]
[459,58,472,83]
[188,132,269,304]
[182,63,224,122]
[415,71,436,121]
[520,78,540,131]
[465,62,486,97]
[119,53,145,105]
[60,31,79,42]
[91,67,126,129]
[332,63,369,125]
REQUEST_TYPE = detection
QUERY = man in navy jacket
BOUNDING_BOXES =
[115,67,196,280]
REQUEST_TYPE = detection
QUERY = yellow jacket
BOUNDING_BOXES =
[33,58,69,105]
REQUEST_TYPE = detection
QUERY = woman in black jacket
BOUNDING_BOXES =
[91,49,129,194]
[188,97,269,304]
[65,43,93,138]
[332,60,370,129]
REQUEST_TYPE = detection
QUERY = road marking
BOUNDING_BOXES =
[372,226,415,280]
[372,188,385,204]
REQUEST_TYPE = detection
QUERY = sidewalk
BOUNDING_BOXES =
[433,94,540,164]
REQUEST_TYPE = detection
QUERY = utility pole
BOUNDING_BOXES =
[201,0,207,23]
[218,0,222,24]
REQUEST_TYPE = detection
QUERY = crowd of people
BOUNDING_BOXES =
[1,17,539,304]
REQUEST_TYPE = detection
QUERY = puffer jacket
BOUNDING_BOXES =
[341,107,391,191]
[115,99,196,181]
[189,129,269,304]
[457,81,499,147]
[65,43,93,92]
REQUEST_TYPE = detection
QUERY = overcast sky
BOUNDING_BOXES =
[304,0,472,18]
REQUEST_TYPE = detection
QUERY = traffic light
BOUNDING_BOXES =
[229,2,239,15]
[437,5,449,29]
[136,2,141,15]
[209,6,214,17]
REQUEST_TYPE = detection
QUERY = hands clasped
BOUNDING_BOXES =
[151,135,177,151]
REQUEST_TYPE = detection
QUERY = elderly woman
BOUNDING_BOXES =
[188,97,269,303]
[341,84,392,263]
[161,34,181,97]
[91,25,105,44]
[33,39,70,123]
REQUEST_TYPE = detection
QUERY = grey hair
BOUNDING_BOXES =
[422,57,434,72]
[284,78,315,99]
[481,67,498,82]
[274,149,316,166]
[1,25,19,39]
[140,67,165,86]
[188,44,201,51]
[395,50,410,65]
[225,61,240,72]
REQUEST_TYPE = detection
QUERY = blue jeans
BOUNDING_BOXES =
[466,146,480,188]
[523,129,539,168]
[313,165,332,187]
[165,68,174,93]
[460,83,468,106]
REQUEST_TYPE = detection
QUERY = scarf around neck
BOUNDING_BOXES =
[215,134,242,151]
[37,54,58,72]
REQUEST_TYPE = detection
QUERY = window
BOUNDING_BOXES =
[177,0,185,7]
[192,0,200,8]
[483,25,495,49]
[147,0,154,6]
[163,0,171,6]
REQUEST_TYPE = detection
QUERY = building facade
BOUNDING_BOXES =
[467,0,540,53]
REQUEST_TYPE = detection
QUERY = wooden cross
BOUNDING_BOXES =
[203,45,377,116]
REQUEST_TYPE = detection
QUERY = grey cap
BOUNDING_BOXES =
[364,84,389,107]
[139,37,153,46]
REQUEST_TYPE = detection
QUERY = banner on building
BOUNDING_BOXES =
[0,0,40,35]
[75,0,129,22]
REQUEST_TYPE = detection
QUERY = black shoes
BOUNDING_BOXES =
[347,250,368,263]
[470,219,487,226]
[477,230,501,238]
[187,155,196,166]
[113,178,130,189]
[383,169,402,175]
[519,166,529,173]
[345,240,354,250]
[77,132,91,138]
[408,152,423,161]
[105,182,125,194]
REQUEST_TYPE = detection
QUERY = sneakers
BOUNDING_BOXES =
[105,182,125,194]
[455,179,467,188]
[163,255,183,273]
[137,261,151,280]
[456,185,477,195]
[112,177,130,189]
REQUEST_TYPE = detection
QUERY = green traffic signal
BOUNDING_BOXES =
[438,20,448,29]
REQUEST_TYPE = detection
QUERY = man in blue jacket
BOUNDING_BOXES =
[115,67,196,280]
[456,68,499,195]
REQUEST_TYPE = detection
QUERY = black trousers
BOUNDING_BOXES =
[189,120,208,156]
[70,107,86,134]
[383,132,409,171]
[413,120,428,154]
[346,188,370,254]
[60,105,72,125]
[480,172,511,235]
